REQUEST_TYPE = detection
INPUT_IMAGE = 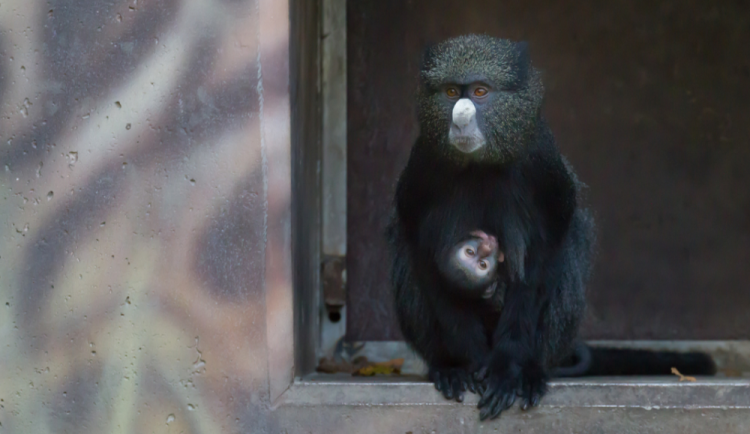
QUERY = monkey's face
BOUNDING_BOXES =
[451,238,497,284]
[444,82,491,153]
[442,231,505,297]
[417,35,544,163]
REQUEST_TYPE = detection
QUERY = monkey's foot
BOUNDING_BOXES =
[518,362,548,410]
[474,363,521,420]
[428,367,477,402]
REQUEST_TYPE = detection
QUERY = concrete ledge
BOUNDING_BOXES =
[278,375,750,409]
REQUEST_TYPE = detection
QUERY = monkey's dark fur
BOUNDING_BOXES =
[387,34,714,420]
[386,34,595,420]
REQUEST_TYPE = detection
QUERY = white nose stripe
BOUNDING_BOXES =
[452,98,476,128]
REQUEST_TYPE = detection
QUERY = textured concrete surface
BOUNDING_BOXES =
[0,0,292,432]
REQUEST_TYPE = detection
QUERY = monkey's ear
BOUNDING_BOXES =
[515,41,531,68]
[513,41,531,85]
[515,41,529,60]
[419,42,438,73]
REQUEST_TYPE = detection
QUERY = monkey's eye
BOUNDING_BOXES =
[473,87,489,98]
[446,87,459,98]
[478,260,487,270]
[465,248,475,257]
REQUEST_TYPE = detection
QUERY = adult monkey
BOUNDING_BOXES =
[386,34,594,420]
[387,34,714,420]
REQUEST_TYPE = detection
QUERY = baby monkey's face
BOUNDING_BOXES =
[444,230,505,297]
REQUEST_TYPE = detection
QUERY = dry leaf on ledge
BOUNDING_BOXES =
[671,367,697,382]
[354,358,405,376]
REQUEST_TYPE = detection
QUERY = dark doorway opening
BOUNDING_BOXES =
[345,0,750,344]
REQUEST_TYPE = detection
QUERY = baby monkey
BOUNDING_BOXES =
[439,230,506,306]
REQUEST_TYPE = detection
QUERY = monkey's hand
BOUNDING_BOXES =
[474,355,548,420]
[428,366,481,403]
[517,359,548,411]
[468,230,504,263]
[473,356,521,420]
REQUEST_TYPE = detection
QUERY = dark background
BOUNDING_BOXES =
[346,0,750,341]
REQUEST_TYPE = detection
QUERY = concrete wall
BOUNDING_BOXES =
[0,0,292,432]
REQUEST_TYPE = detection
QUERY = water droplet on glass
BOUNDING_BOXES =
[125,123,131,130]
[166,414,175,424]
[187,404,196,411]
[47,191,54,200]
[20,98,31,118]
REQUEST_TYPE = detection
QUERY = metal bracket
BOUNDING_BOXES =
[321,255,346,322]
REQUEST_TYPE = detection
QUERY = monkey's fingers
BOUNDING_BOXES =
[521,394,540,411]
[478,382,516,420]
[451,372,465,402]
[430,370,445,395]
[473,366,488,381]
[465,375,477,394]
[469,230,489,239]
[477,383,495,408]
[492,392,516,420]
[440,374,454,400]
[498,251,505,263]
[478,398,498,421]
[520,372,547,410]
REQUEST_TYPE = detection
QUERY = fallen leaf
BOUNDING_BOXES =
[671,367,697,382]
[354,358,405,376]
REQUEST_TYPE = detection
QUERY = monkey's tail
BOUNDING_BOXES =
[552,342,716,377]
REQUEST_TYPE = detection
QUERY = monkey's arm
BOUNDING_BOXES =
[475,151,577,420]
[474,279,546,420]
[428,294,493,400]
[526,132,578,249]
